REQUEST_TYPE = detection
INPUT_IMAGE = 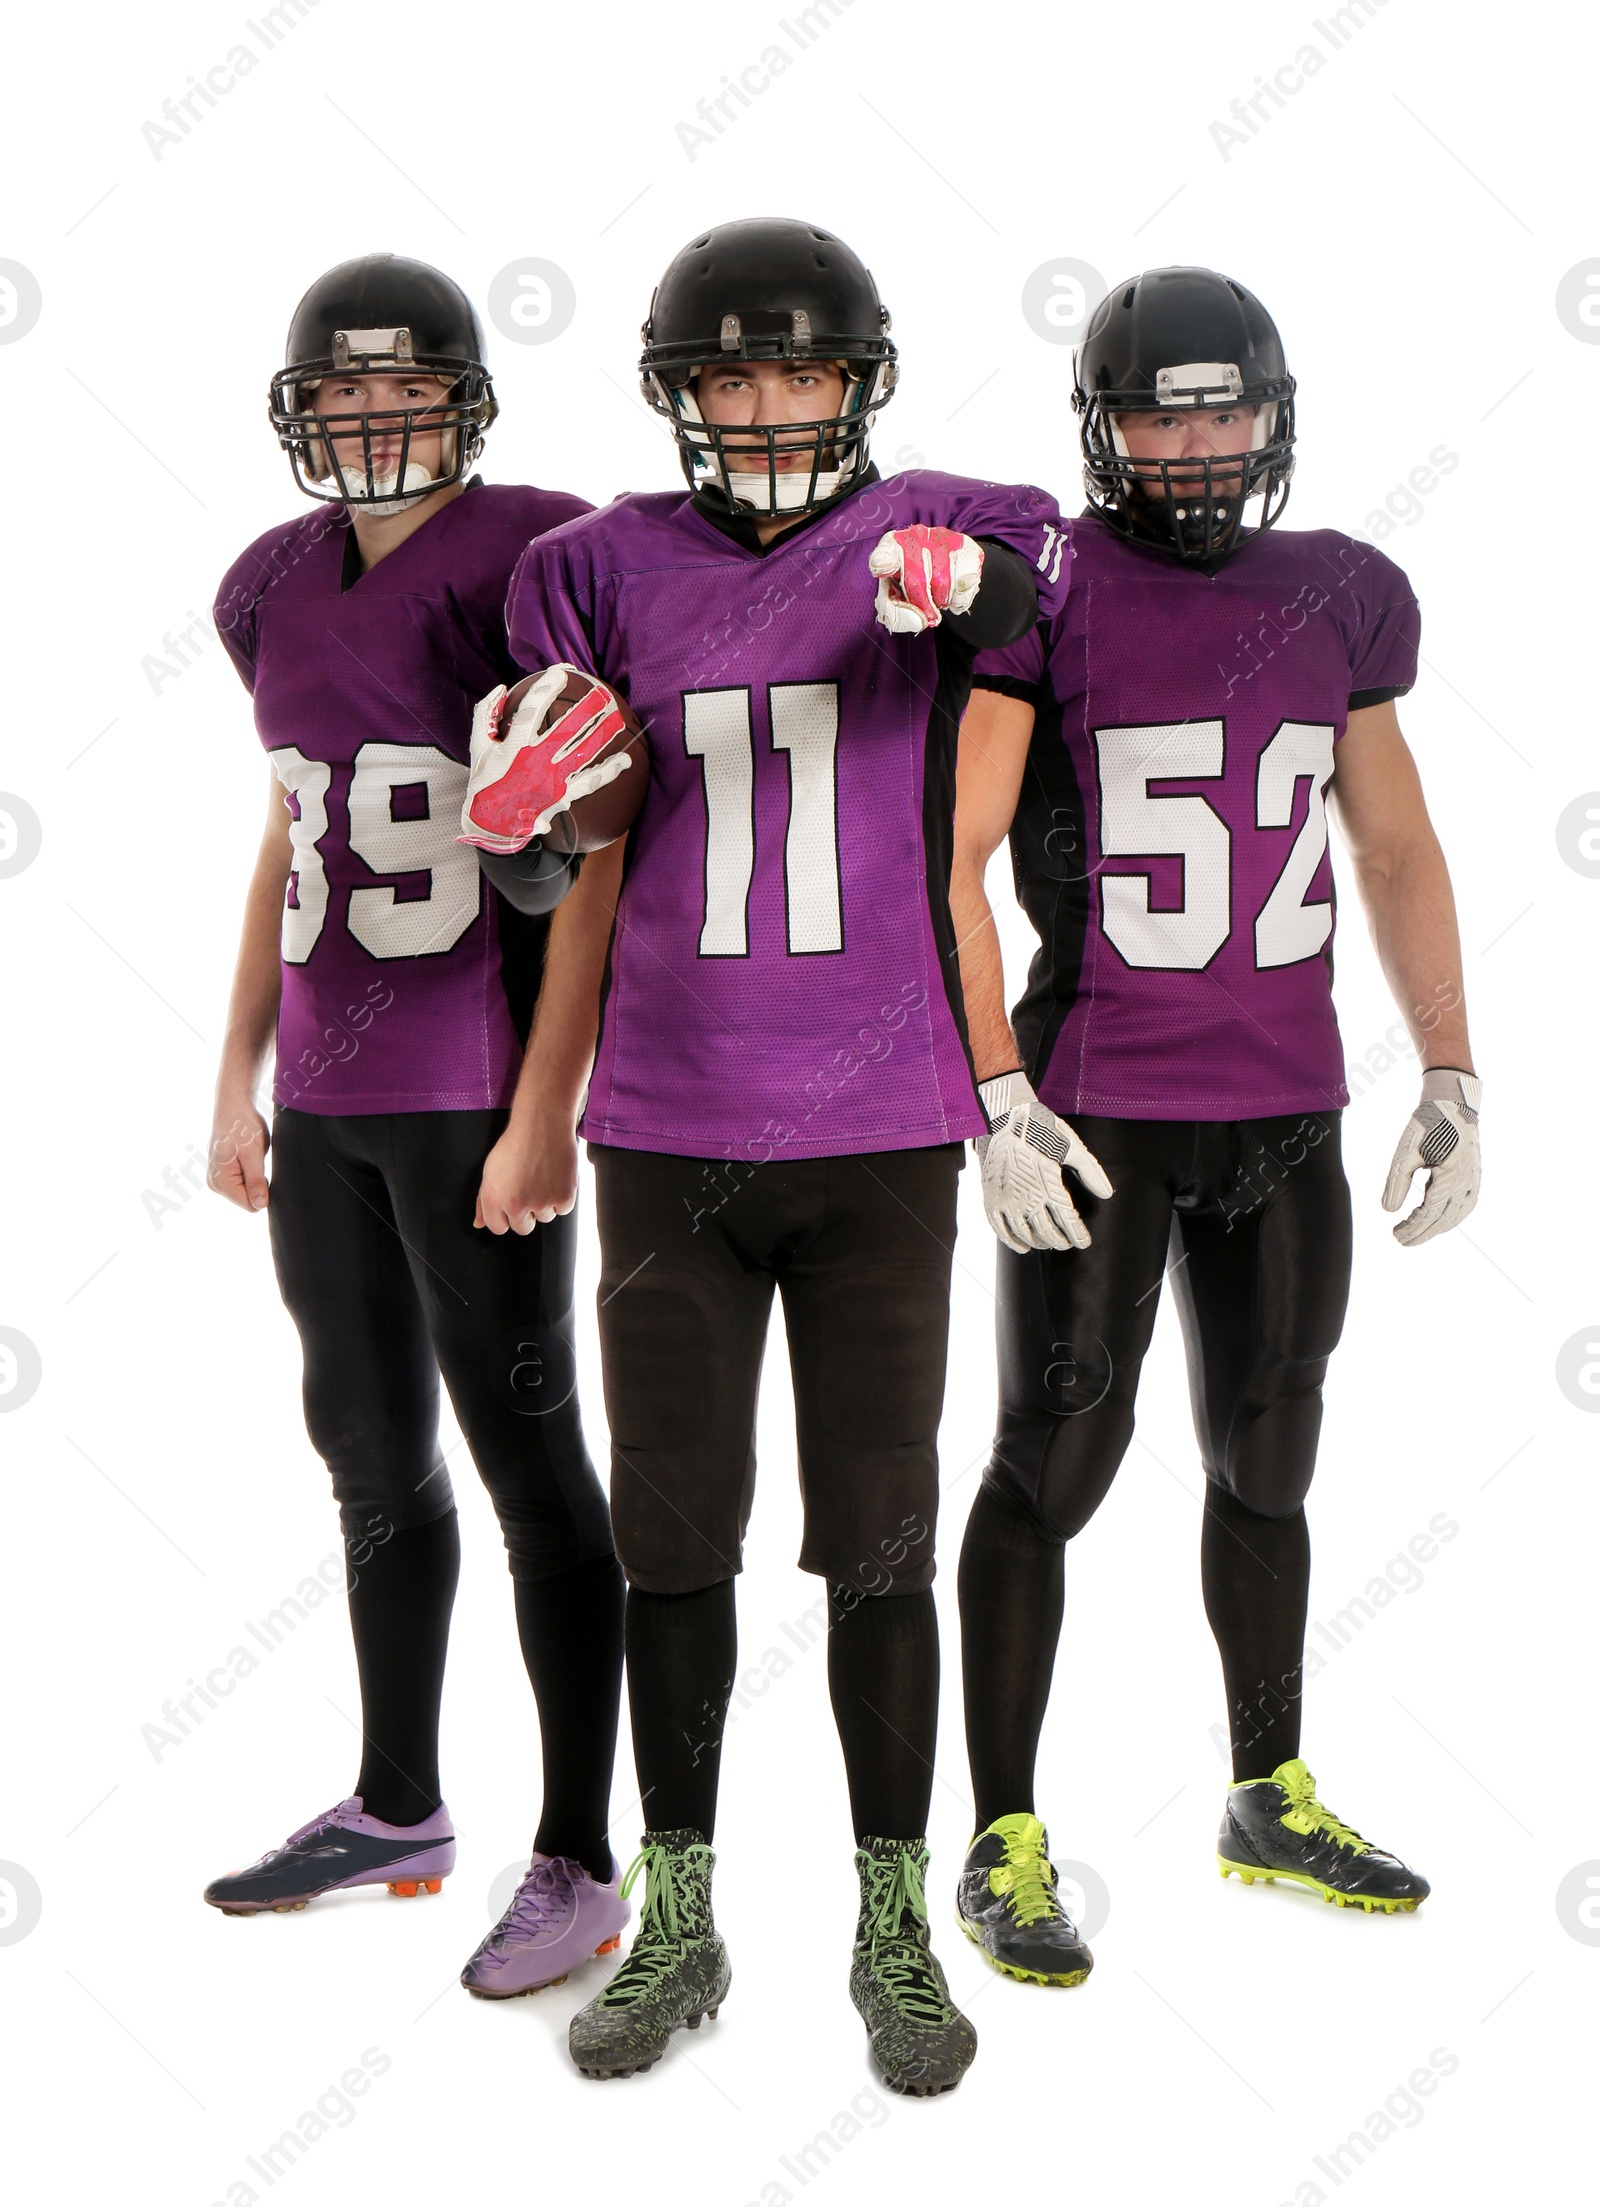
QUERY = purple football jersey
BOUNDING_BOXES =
[974,517,1419,1120]
[507,472,1067,1161]
[216,482,589,1113]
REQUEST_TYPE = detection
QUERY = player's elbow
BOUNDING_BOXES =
[948,542,1038,651]
[478,840,582,916]
[949,838,999,912]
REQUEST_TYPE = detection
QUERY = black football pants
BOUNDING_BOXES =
[986,1112,1352,1533]
[589,1142,960,1597]
[268,1106,614,1578]
[590,1141,961,1845]
[961,1112,1352,1814]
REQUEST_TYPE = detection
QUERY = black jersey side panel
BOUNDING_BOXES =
[925,634,981,1075]
[1008,688,1092,1086]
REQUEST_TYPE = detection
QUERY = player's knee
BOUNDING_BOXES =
[1223,1394,1324,1517]
[324,1445,450,1532]
[493,1487,613,1579]
[617,1557,736,1598]
[963,1475,1067,1557]
[1027,1409,1133,1543]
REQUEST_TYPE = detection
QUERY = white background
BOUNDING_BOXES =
[1,1,1594,2201]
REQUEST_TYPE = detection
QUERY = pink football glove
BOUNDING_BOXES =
[869,526,985,635]
[459,663,635,855]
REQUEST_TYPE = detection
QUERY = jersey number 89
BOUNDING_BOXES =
[271,744,481,965]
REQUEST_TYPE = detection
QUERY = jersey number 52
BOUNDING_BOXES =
[1094,719,1336,972]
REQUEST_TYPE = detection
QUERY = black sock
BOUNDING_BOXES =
[624,1582,736,1842]
[827,1585,940,1843]
[349,1512,460,1826]
[957,1482,1066,1832]
[1201,1484,1310,1783]
[514,1552,626,1884]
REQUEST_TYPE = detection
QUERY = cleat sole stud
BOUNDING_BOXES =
[595,1936,621,1955]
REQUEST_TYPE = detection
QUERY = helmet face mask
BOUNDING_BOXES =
[270,260,498,509]
[1073,270,1296,565]
[287,367,478,513]
[639,221,898,521]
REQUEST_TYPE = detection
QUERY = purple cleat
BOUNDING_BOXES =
[204,1798,456,1915]
[461,1852,631,1999]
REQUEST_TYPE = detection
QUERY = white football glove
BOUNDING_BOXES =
[975,1069,1113,1253]
[868,525,985,635]
[1381,1068,1482,1247]
[461,665,635,855]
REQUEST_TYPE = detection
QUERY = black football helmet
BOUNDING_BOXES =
[639,217,897,519]
[269,254,497,509]
[1073,267,1295,564]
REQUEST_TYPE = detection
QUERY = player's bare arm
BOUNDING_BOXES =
[952,687,1112,1254]
[208,765,292,1211]
[1329,700,1473,1071]
[476,838,627,1234]
[952,688,1035,1082]
[1330,697,1481,1244]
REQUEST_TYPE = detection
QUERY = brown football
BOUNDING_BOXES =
[507,669,649,856]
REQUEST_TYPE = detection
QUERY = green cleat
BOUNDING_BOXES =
[567,1830,730,2078]
[851,1836,977,2096]
[1218,1759,1430,1914]
[956,1813,1094,1986]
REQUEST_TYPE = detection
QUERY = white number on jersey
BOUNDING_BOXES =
[1253,722,1336,968]
[269,743,480,964]
[684,683,843,957]
[1092,718,1338,973]
[683,691,757,957]
[346,743,480,959]
[270,747,333,966]
[1094,721,1231,970]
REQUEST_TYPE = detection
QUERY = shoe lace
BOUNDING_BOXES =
[861,1847,953,2029]
[1277,1764,1371,1855]
[601,1841,713,2007]
[497,1858,575,1942]
[990,1820,1064,1929]
[280,1800,360,1854]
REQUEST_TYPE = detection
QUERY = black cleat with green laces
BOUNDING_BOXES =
[1218,1759,1430,1914]
[567,1829,731,2078]
[957,1813,1094,1986]
[851,1835,977,2096]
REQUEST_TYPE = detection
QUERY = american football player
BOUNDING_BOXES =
[949,266,1477,1982]
[203,254,630,2000]
[486,216,1065,2091]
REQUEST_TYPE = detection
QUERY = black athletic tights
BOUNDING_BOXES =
[269,1107,625,1877]
[623,1580,939,1845]
[960,1113,1351,1819]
